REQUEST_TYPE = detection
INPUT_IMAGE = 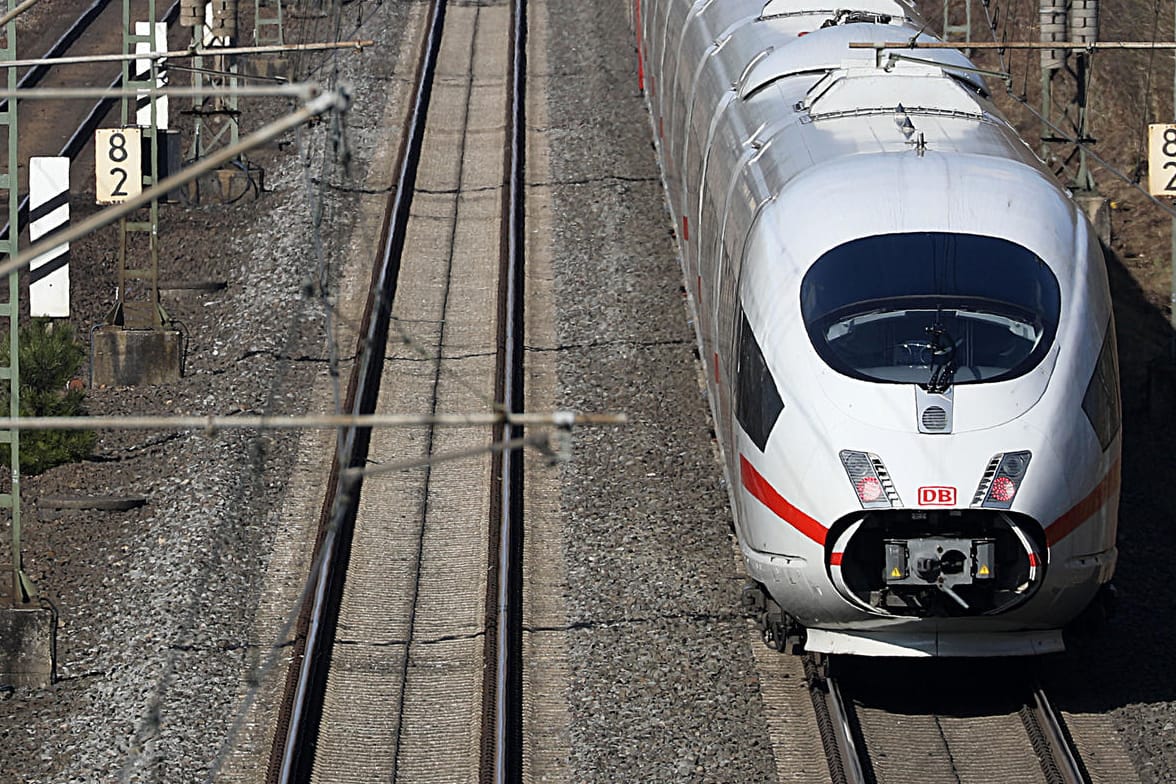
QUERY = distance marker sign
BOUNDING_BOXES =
[1148,124,1176,197]
[95,128,142,204]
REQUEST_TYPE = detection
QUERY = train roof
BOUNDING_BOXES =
[751,151,1087,278]
[740,23,987,99]
[760,0,919,21]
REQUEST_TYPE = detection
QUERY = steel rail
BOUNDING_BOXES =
[1024,685,1090,784]
[488,0,528,778]
[1,0,113,105]
[805,655,869,784]
[269,0,449,780]
[809,658,1090,784]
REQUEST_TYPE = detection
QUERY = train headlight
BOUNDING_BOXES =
[839,450,901,509]
[972,451,1032,509]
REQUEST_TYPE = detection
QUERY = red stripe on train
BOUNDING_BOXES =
[635,0,644,91]
[740,455,827,546]
[1046,460,1121,547]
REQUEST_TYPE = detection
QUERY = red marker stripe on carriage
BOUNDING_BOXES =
[1046,460,1121,546]
[740,455,827,545]
[829,552,844,566]
[635,0,644,91]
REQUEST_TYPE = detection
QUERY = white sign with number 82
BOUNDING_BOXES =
[1148,124,1176,197]
[95,128,142,204]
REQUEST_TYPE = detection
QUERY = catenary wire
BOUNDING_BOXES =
[977,0,1176,220]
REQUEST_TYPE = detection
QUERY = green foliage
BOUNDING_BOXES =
[0,319,95,474]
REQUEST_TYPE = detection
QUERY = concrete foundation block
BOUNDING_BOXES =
[183,165,265,205]
[91,326,183,387]
[0,606,55,688]
[216,164,264,202]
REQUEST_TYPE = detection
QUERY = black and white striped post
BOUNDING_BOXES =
[28,156,69,318]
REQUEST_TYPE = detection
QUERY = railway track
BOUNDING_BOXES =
[269,0,528,780]
[1,3,1157,783]
[806,655,1135,784]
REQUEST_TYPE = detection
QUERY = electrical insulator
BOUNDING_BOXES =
[209,0,239,40]
[179,0,203,27]
[1069,0,1099,47]
[1039,0,1068,71]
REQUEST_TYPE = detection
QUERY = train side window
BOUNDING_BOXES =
[1082,320,1121,451]
[736,309,784,451]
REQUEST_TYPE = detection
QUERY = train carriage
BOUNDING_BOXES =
[635,0,1121,656]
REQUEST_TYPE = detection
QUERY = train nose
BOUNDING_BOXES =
[829,510,1044,617]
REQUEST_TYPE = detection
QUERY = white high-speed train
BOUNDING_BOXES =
[635,0,1121,655]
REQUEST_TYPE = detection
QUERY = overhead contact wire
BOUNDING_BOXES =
[977,0,1176,219]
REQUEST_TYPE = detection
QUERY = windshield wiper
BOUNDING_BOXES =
[924,322,956,393]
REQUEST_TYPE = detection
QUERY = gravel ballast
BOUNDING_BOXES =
[0,3,417,781]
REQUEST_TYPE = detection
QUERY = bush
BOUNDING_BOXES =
[0,319,95,474]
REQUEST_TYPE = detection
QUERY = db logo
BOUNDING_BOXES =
[918,486,957,506]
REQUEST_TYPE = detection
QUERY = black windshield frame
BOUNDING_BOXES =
[800,232,1061,386]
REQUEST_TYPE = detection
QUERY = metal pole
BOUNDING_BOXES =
[117,0,163,328]
[190,0,241,164]
[147,5,163,327]
[1039,0,1067,162]
[1069,0,1098,193]
[0,0,24,604]
[117,0,130,323]
[254,0,283,46]
[943,0,972,43]
[0,411,625,431]
[1074,53,1094,191]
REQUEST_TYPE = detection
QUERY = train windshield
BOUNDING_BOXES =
[800,232,1060,386]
